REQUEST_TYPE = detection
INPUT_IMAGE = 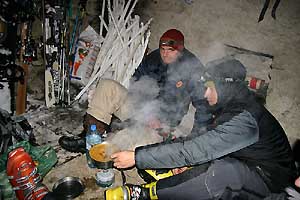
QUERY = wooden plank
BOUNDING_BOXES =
[16,23,28,115]
[16,64,28,115]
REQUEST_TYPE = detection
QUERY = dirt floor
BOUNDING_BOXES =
[25,99,146,199]
[42,154,144,200]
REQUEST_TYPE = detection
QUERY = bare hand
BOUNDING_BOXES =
[111,151,135,169]
[172,167,188,175]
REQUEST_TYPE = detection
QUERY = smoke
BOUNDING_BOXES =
[108,124,162,151]
[109,50,212,149]
[201,42,227,65]
[127,76,161,125]
[107,76,163,150]
[128,76,160,106]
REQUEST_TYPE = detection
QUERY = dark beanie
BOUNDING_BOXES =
[159,29,184,51]
[205,58,247,82]
[204,58,248,108]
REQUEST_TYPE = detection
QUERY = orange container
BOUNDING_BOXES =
[6,147,47,200]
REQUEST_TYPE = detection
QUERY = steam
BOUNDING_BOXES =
[109,51,209,150]
[201,42,227,65]
[127,76,161,126]
[108,76,180,150]
[130,57,200,121]
[108,76,163,150]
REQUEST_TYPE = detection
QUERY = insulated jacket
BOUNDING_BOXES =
[135,82,297,192]
[133,48,211,129]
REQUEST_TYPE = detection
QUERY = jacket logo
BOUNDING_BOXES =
[176,81,183,88]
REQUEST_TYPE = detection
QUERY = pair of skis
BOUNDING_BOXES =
[43,0,88,107]
[43,0,68,107]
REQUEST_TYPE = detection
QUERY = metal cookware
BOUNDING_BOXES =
[89,142,120,169]
[52,177,85,199]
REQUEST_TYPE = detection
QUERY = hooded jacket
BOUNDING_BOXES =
[135,59,297,192]
[133,48,211,129]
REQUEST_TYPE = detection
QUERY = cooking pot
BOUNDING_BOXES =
[52,177,85,199]
[89,142,120,169]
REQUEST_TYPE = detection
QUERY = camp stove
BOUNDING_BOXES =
[96,168,115,188]
[89,142,119,187]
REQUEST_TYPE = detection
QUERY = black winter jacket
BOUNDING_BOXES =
[135,83,297,192]
[133,48,211,129]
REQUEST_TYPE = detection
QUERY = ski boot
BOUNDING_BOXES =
[105,182,158,200]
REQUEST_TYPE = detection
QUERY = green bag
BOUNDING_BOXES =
[0,141,58,199]
[0,171,16,199]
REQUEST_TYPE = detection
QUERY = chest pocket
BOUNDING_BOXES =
[162,62,192,102]
[162,79,190,103]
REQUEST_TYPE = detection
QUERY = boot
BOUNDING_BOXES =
[104,182,158,200]
[58,135,86,153]
[58,114,109,153]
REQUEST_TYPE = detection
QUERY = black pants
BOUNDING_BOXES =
[156,158,270,200]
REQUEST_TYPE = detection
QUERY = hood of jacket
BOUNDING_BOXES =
[204,57,249,110]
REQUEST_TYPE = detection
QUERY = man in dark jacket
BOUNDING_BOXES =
[59,29,211,152]
[109,58,297,200]
[132,29,211,132]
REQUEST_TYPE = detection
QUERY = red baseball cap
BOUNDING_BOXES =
[159,29,184,51]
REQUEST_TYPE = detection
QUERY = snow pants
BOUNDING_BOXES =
[156,157,270,200]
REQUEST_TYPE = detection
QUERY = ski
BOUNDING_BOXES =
[43,0,68,107]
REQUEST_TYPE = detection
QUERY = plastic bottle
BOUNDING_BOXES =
[86,124,102,168]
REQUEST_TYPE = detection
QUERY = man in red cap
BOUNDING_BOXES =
[158,29,185,63]
[59,29,211,153]
[133,28,210,133]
